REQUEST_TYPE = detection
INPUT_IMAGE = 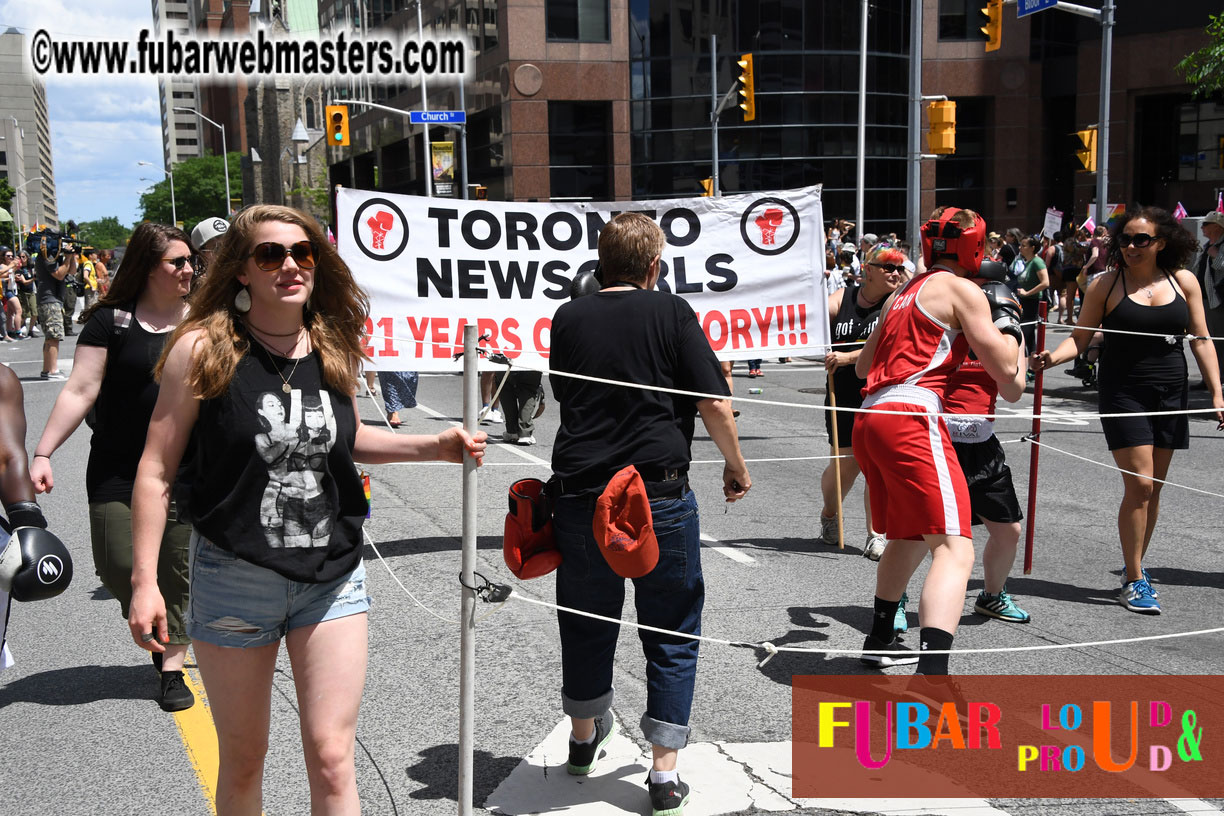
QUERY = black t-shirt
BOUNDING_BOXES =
[15,262,34,293]
[549,288,730,488]
[78,307,175,503]
[187,347,368,583]
[34,253,65,305]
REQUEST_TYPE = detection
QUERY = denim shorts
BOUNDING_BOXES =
[187,532,371,648]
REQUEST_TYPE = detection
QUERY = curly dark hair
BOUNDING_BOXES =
[1106,207,1198,273]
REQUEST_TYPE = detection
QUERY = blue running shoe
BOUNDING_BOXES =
[1120,579,1161,615]
[893,592,909,634]
[974,588,1031,623]
[1122,567,1159,598]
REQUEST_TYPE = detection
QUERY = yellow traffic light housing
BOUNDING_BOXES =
[474,185,488,200]
[927,100,957,155]
[700,178,714,197]
[326,105,350,147]
[1075,127,1098,172]
[737,53,755,122]
[981,0,1002,52]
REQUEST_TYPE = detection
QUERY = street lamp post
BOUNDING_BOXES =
[138,161,176,226]
[172,106,231,214]
[11,176,45,247]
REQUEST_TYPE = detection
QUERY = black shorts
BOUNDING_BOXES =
[1098,380,1189,451]
[951,437,1023,526]
[824,380,863,448]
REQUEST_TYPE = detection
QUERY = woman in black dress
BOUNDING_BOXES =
[1034,207,1223,616]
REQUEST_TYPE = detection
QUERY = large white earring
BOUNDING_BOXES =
[234,287,251,313]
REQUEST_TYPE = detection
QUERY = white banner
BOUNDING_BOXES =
[1041,207,1063,240]
[337,186,828,371]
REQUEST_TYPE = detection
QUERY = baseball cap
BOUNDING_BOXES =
[1203,212,1224,228]
[191,217,230,249]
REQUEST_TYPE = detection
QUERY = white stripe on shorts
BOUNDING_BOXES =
[926,414,963,536]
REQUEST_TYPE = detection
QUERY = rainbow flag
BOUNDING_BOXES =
[1173,202,1188,221]
[362,472,371,518]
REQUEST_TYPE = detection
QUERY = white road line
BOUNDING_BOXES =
[701,533,756,564]
[1165,799,1224,814]
[412,401,551,467]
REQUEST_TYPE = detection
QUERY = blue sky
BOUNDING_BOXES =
[2,0,163,226]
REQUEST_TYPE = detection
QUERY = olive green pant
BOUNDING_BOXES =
[89,501,192,645]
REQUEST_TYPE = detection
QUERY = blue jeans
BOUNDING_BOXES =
[553,486,703,750]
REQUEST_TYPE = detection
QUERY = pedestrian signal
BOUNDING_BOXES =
[737,53,755,122]
[326,105,350,147]
[1075,127,1098,172]
[700,178,714,197]
[981,0,1002,52]
[475,185,488,200]
[927,100,956,155]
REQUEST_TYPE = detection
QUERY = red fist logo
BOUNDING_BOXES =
[366,210,395,249]
[755,208,785,246]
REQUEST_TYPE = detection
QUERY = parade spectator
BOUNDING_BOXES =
[1081,225,1110,286]
[30,223,198,712]
[1194,211,1224,379]
[548,212,749,815]
[859,232,878,259]
[1059,229,1088,325]
[82,248,102,312]
[1016,236,1050,359]
[500,369,543,445]
[816,244,905,559]
[377,370,419,428]
[1043,232,1065,322]
[998,228,1023,272]
[34,235,74,379]
[987,232,1003,262]
[191,217,230,282]
[16,251,37,338]
[1,248,21,342]
[127,204,485,814]
[61,253,80,337]
[1034,207,1223,615]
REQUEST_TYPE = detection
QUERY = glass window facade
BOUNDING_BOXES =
[549,101,611,199]
[628,0,911,236]
[937,0,986,42]
[934,97,990,219]
[547,0,610,42]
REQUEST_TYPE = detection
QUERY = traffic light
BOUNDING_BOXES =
[700,178,714,197]
[927,100,957,155]
[737,53,755,122]
[474,185,488,200]
[326,105,350,147]
[1075,127,1098,172]
[981,0,1002,52]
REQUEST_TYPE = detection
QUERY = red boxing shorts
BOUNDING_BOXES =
[853,402,971,541]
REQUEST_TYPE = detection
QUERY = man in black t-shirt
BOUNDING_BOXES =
[548,212,750,815]
[33,241,74,380]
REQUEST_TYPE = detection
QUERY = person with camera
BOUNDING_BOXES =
[15,251,37,338]
[1,247,22,343]
[34,236,76,379]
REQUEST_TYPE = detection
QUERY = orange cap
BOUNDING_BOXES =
[593,465,658,578]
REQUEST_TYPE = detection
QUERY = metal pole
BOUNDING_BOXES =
[710,34,719,199]
[169,171,177,226]
[855,0,867,245]
[459,80,469,200]
[1095,0,1113,225]
[418,0,432,198]
[458,323,479,816]
[907,0,923,245]
[221,123,231,215]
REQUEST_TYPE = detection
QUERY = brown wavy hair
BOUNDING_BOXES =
[80,222,192,324]
[1106,206,1198,274]
[157,205,370,399]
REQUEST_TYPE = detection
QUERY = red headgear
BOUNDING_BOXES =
[921,208,986,275]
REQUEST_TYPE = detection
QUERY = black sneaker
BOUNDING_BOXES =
[566,711,616,775]
[158,670,195,712]
[859,634,919,668]
[645,773,690,816]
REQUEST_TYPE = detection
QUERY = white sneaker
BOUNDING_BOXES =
[863,533,888,561]
[482,408,503,424]
[515,435,536,446]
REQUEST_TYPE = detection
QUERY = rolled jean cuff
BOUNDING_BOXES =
[641,714,691,750]
[561,688,614,720]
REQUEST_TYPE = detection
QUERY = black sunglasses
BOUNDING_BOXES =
[1117,233,1156,248]
[250,241,317,271]
[869,262,905,275]
[161,255,197,270]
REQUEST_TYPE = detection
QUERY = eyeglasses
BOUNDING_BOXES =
[1117,233,1156,248]
[250,241,317,271]
[162,255,196,270]
[868,262,905,275]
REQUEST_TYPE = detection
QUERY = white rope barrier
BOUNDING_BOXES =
[1024,437,1224,499]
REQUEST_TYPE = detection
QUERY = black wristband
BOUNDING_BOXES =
[4,500,48,529]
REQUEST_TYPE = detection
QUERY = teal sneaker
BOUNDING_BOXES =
[1120,579,1161,615]
[893,592,909,634]
[974,588,1031,623]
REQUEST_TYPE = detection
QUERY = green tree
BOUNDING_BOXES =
[1177,13,1224,98]
[0,177,14,214]
[139,152,242,228]
[74,216,133,250]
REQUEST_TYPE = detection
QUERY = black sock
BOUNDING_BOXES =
[917,627,954,675]
[870,596,900,642]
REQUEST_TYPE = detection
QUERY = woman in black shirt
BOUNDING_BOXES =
[127,205,486,814]
[30,223,197,711]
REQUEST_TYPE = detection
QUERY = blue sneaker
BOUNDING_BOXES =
[974,588,1031,623]
[893,592,909,634]
[1120,579,1161,615]
[1122,567,1159,598]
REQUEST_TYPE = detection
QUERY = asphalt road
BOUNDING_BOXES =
[2,333,1222,816]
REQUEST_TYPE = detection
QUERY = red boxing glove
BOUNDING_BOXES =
[593,465,658,579]
[503,478,561,580]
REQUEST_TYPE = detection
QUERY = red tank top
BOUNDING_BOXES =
[864,268,970,398]
[943,359,997,417]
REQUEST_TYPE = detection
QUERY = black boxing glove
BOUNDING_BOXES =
[569,268,601,300]
[975,260,1009,284]
[981,281,1024,347]
[4,500,48,530]
[0,526,73,601]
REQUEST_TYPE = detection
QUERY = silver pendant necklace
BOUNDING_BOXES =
[253,334,306,393]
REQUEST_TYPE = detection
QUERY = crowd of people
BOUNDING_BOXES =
[3,201,1223,816]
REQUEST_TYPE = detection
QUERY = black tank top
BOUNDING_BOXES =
[187,346,368,583]
[829,283,886,403]
[1099,270,1189,387]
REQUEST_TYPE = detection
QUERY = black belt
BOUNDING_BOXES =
[555,466,688,498]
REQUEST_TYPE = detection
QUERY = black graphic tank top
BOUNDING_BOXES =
[829,283,886,406]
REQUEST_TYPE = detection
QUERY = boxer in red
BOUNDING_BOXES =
[852,207,1023,675]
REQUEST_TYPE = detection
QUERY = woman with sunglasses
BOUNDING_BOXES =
[29,223,198,711]
[126,205,486,815]
[1033,207,1223,615]
[816,244,906,559]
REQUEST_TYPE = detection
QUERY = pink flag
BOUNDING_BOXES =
[1173,202,1188,221]
[326,225,337,245]
[1217,191,1224,213]
[1082,215,1096,235]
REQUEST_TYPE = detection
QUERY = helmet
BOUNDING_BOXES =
[921,208,986,274]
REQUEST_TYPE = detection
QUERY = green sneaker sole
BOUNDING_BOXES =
[566,716,617,775]
[653,791,690,816]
